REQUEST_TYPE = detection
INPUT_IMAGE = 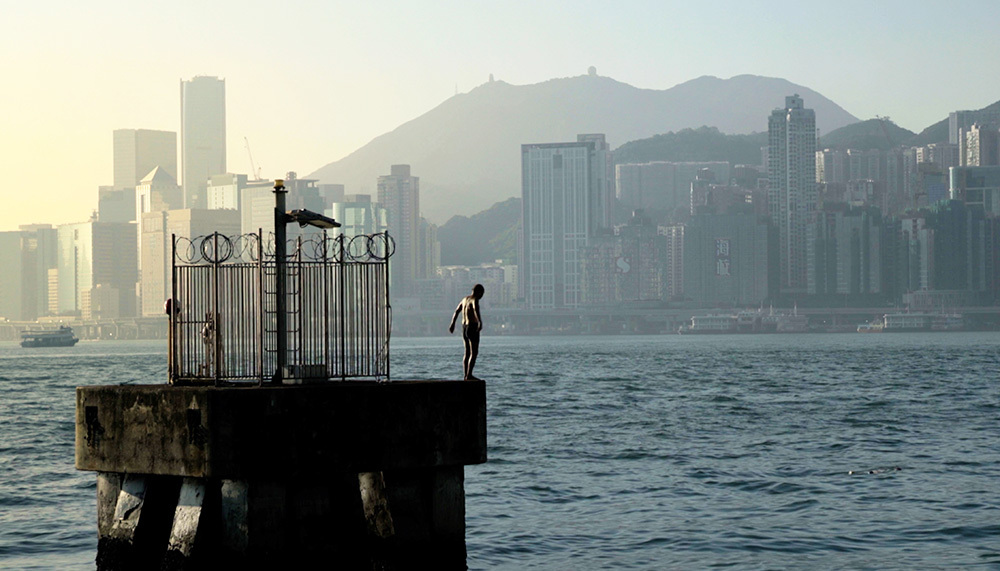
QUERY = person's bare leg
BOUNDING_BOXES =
[463,337,472,379]
[467,337,480,380]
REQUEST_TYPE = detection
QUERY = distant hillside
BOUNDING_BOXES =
[819,118,916,151]
[438,197,520,265]
[908,118,949,146]
[308,73,858,223]
[907,98,1000,147]
[614,127,767,166]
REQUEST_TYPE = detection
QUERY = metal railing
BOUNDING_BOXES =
[168,231,393,385]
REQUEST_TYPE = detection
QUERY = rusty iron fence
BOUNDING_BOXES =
[168,231,393,385]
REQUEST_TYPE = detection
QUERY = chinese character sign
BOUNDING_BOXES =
[715,238,731,277]
[716,258,731,276]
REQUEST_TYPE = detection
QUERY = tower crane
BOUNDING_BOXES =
[244,137,263,181]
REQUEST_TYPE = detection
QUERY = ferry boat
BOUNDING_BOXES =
[678,314,738,334]
[931,313,964,331]
[20,326,79,348]
[736,310,762,333]
[879,312,964,332]
[760,311,809,333]
[751,305,809,333]
[680,306,809,335]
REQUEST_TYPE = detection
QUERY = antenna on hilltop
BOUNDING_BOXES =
[875,115,895,147]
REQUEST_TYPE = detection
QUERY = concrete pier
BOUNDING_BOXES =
[76,381,487,569]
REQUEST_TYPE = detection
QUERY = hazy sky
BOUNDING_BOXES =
[3,0,999,231]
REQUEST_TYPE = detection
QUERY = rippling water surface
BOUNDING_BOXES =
[1,334,999,569]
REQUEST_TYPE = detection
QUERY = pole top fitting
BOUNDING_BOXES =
[273,179,287,193]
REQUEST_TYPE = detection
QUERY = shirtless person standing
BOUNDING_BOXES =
[449,284,484,380]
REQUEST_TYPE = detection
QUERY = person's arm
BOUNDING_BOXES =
[449,302,462,333]
[474,299,482,331]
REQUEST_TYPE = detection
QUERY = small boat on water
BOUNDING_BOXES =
[857,321,884,333]
[20,326,79,348]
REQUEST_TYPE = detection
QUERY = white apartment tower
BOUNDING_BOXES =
[768,95,817,293]
[180,76,226,210]
[520,134,614,309]
[377,165,421,296]
[960,123,1000,167]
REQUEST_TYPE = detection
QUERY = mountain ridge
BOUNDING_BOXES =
[308,73,859,223]
[819,118,917,150]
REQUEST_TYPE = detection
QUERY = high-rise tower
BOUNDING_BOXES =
[768,94,817,293]
[378,165,421,296]
[180,76,226,209]
[520,134,614,309]
[103,129,176,223]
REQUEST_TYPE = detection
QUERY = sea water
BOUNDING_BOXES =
[1,333,998,569]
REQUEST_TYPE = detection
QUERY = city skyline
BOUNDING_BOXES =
[3,1,1000,232]
[4,89,999,323]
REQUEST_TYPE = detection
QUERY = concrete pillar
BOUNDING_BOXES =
[77,381,486,569]
[163,478,206,564]
[218,479,249,555]
[96,472,122,538]
[96,475,180,570]
[383,466,468,567]
[359,471,395,539]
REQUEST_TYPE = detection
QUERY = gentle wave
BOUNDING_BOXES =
[2,335,1000,569]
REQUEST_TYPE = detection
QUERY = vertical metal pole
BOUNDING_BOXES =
[169,234,177,383]
[273,180,287,384]
[323,232,330,380]
[339,235,346,380]
[213,234,221,385]
[257,229,265,386]
[296,246,303,364]
[384,232,391,381]
[294,234,303,374]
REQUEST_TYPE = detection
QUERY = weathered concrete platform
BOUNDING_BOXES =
[76,380,487,570]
